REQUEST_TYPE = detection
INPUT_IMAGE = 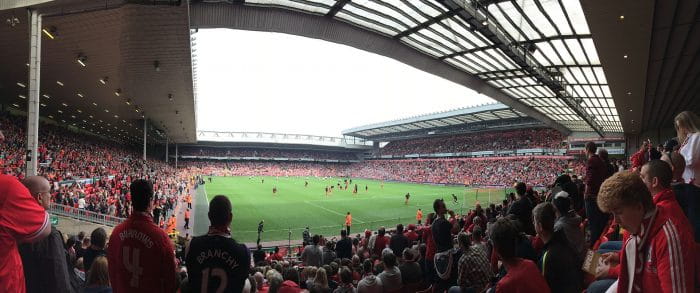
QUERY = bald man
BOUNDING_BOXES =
[18,176,74,293]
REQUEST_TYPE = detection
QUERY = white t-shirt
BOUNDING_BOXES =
[680,132,700,186]
[78,198,86,209]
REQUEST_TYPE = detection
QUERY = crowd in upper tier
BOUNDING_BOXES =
[380,128,565,156]
[178,146,359,160]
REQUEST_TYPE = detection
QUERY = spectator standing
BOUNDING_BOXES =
[301,235,324,267]
[107,180,177,293]
[371,227,389,257]
[19,176,73,293]
[185,195,251,293]
[336,229,353,260]
[388,224,409,259]
[0,175,52,291]
[675,111,700,186]
[506,182,535,236]
[584,141,610,246]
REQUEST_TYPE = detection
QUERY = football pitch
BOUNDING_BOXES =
[194,176,510,243]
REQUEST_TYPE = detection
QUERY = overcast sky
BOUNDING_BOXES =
[194,29,495,137]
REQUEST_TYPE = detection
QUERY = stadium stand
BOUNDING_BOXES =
[178,146,359,160]
[380,128,565,156]
[3,0,700,292]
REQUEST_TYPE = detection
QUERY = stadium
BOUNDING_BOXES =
[1,0,698,293]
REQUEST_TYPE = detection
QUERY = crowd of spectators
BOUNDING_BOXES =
[380,128,564,156]
[3,110,700,293]
[0,113,190,222]
[179,157,585,187]
[179,146,359,160]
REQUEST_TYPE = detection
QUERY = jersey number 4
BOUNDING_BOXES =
[123,247,143,287]
[201,268,228,293]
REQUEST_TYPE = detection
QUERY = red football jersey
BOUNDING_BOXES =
[0,175,50,293]
[108,212,177,293]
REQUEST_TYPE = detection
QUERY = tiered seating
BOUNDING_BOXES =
[380,128,564,156]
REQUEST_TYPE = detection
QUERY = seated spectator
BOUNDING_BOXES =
[377,250,402,292]
[398,248,422,286]
[357,260,382,293]
[0,173,51,293]
[532,202,582,293]
[551,191,586,261]
[185,195,250,292]
[333,267,355,293]
[268,270,284,293]
[489,218,550,293]
[309,267,331,293]
[83,256,111,293]
[597,171,696,292]
[389,224,409,259]
[83,228,106,272]
[449,232,491,293]
[18,176,73,293]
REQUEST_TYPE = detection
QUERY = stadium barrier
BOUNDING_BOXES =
[48,203,125,227]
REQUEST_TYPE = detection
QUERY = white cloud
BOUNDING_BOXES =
[194,28,495,137]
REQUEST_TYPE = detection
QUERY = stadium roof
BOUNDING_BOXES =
[0,0,196,144]
[191,0,622,136]
[342,102,544,140]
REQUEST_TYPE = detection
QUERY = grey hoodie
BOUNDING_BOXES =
[377,266,402,292]
[357,274,383,293]
[554,213,586,261]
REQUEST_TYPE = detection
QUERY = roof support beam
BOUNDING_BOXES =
[438,0,604,136]
[394,7,462,39]
[326,0,350,18]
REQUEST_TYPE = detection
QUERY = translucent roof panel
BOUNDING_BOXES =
[242,0,622,133]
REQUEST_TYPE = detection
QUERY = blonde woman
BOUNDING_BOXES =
[675,111,700,185]
[83,256,110,293]
[309,267,331,293]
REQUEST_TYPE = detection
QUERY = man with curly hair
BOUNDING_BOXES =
[597,171,695,292]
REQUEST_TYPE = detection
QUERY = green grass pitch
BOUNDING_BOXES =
[194,176,510,243]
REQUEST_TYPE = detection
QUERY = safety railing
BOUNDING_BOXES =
[48,203,126,227]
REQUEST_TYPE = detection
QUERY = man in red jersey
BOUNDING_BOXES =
[0,174,52,293]
[108,179,177,293]
[598,171,695,293]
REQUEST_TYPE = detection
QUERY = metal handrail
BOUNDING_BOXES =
[48,203,126,227]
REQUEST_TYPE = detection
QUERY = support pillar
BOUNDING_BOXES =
[165,136,169,163]
[175,143,179,169]
[143,119,147,161]
[26,9,41,177]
